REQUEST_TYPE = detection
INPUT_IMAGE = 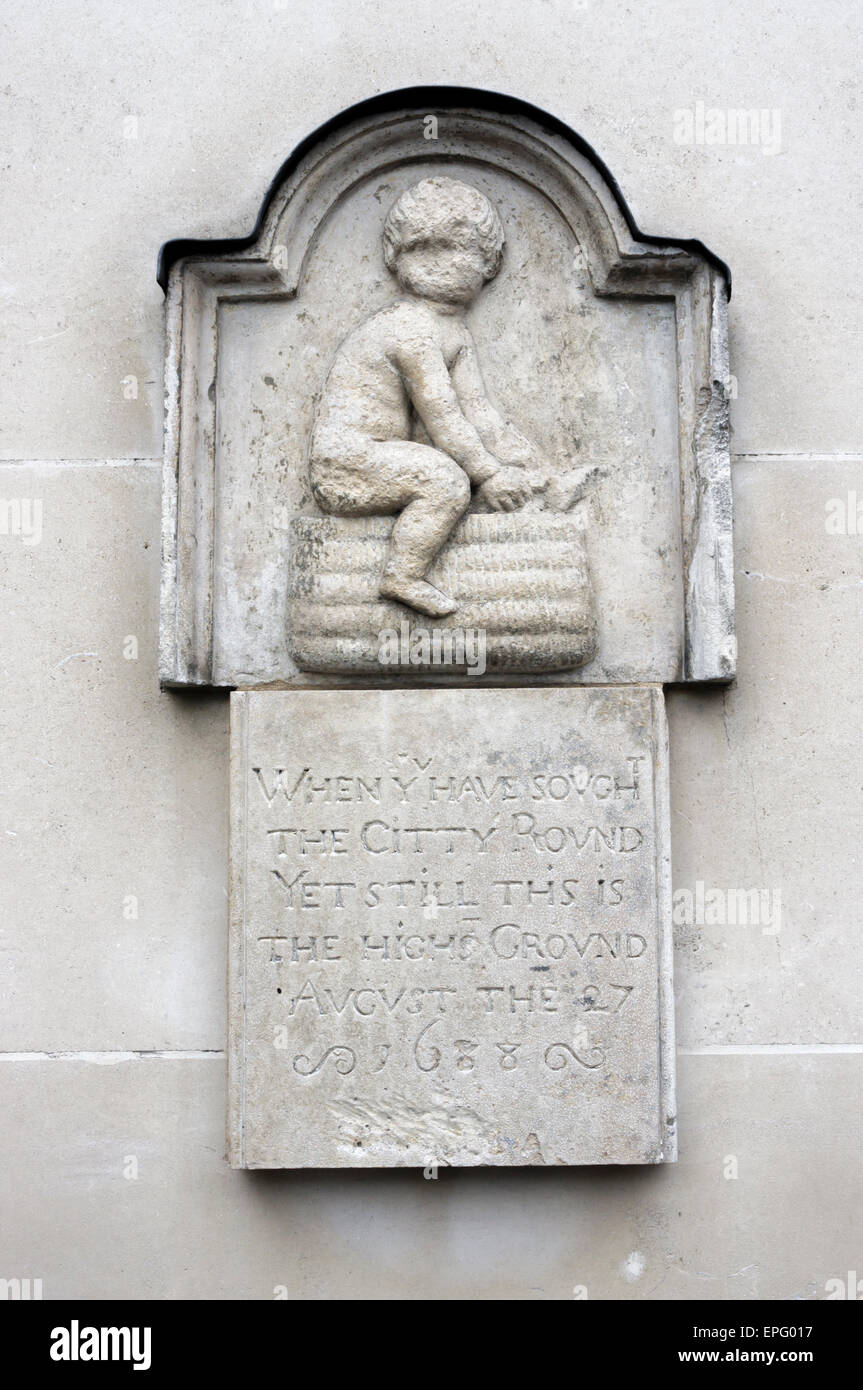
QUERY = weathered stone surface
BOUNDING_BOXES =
[669,455,863,1048]
[4,457,859,1058]
[3,4,860,464]
[228,686,674,1167]
[288,513,597,674]
[4,1052,861,1299]
[0,462,228,1053]
[1,0,862,1304]
[300,174,602,650]
[160,99,734,689]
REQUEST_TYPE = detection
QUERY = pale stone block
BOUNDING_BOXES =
[669,457,863,1047]
[0,463,228,1050]
[1,1053,861,1298]
[2,3,861,461]
[228,686,675,1167]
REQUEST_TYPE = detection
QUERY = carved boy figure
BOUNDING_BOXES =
[308,176,558,618]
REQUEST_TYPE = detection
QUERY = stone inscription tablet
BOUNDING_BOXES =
[228,687,675,1167]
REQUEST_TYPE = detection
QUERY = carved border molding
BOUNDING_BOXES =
[159,92,734,687]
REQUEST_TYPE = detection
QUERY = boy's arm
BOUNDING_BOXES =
[451,340,544,468]
[393,338,500,484]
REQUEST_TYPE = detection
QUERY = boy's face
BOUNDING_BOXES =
[395,226,489,305]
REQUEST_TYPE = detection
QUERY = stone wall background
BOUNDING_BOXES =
[1,0,861,1299]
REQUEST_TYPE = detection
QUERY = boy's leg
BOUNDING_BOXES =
[377,444,471,616]
[316,442,471,617]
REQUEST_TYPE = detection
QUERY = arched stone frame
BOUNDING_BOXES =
[159,87,733,688]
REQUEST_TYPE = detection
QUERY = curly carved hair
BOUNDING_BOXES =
[382,177,505,281]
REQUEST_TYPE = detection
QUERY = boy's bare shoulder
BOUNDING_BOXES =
[369,299,438,336]
[342,301,460,372]
[340,300,429,352]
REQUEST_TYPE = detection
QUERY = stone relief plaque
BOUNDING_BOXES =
[228,687,674,1168]
[159,90,734,1168]
[159,94,734,688]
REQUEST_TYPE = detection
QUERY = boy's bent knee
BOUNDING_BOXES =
[436,461,471,512]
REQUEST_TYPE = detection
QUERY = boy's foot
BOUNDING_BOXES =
[379,574,458,617]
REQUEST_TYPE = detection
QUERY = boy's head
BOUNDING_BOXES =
[383,177,505,305]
